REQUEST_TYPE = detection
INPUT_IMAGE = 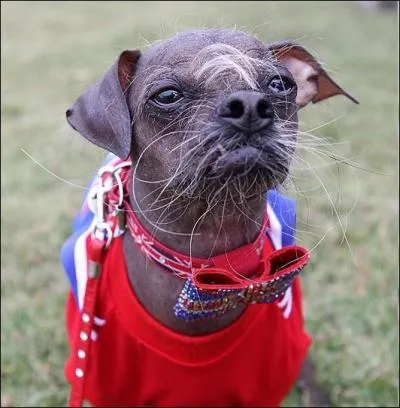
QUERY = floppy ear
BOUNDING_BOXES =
[66,50,141,159]
[268,41,358,108]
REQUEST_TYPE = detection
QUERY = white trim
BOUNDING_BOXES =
[74,217,96,310]
[93,316,106,326]
[266,202,293,319]
[277,286,293,319]
[90,330,98,341]
[266,202,282,250]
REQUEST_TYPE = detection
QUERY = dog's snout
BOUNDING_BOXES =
[217,91,273,133]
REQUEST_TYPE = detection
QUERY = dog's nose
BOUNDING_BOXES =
[217,91,273,132]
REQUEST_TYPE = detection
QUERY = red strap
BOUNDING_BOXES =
[68,237,105,407]
[192,244,309,291]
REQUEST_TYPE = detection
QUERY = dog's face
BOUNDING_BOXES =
[129,30,299,201]
[67,29,357,205]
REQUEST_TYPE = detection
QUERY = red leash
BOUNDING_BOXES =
[68,162,124,407]
[68,235,107,408]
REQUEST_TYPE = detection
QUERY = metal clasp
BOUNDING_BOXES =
[90,160,131,247]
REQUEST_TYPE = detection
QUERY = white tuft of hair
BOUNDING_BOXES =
[192,43,266,90]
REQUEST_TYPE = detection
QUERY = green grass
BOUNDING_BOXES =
[1,1,398,407]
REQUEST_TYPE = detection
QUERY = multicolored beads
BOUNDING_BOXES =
[173,266,304,321]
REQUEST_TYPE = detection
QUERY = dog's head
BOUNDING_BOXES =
[66,29,357,204]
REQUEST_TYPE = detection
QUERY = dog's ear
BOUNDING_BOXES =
[268,41,358,108]
[66,50,141,159]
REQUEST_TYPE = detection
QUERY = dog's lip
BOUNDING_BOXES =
[208,145,263,176]
[216,145,261,160]
[217,144,262,161]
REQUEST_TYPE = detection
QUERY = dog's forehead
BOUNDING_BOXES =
[139,29,271,68]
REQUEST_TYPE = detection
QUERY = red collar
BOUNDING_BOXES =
[124,199,270,279]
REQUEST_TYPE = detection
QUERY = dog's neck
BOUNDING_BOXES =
[122,171,267,335]
[128,174,266,258]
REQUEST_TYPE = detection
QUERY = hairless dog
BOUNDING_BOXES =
[62,28,358,407]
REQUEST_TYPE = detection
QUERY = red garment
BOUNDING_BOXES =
[65,235,311,407]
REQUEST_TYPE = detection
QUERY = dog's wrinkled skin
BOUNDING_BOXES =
[67,29,356,338]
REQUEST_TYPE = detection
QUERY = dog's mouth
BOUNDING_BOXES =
[208,144,264,178]
[171,128,293,201]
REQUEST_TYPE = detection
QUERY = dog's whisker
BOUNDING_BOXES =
[132,125,201,236]
[20,147,89,190]
[288,153,357,263]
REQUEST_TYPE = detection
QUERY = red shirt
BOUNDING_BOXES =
[65,235,311,407]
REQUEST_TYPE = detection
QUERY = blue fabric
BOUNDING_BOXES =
[267,189,297,247]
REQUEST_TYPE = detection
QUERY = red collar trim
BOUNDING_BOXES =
[124,199,269,279]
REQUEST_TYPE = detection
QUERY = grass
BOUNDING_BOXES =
[1,1,398,407]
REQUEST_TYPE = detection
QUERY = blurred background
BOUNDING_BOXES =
[1,1,398,407]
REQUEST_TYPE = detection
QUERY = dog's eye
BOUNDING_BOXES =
[152,89,183,106]
[267,76,296,95]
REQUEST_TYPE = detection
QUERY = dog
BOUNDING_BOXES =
[61,28,357,407]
